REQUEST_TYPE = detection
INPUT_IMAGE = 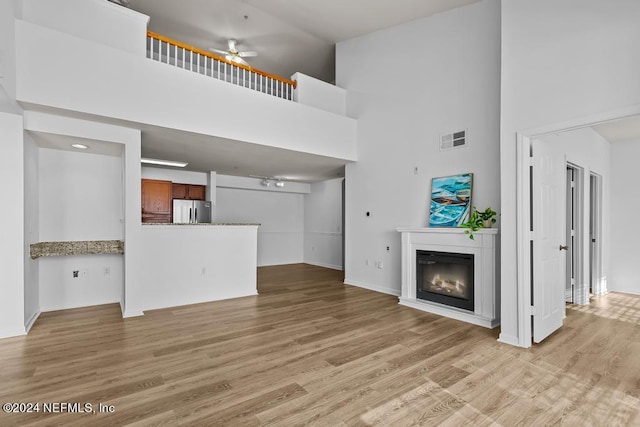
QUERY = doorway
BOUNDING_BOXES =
[517,125,615,346]
[512,106,640,347]
[565,164,584,305]
[589,173,603,296]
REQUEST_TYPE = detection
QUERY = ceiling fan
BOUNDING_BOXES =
[209,39,257,66]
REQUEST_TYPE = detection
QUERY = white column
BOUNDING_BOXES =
[0,111,26,338]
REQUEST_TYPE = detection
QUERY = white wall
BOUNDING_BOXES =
[20,0,149,56]
[336,0,501,295]
[217,187,304,266]
[538,127,611,303]
[610,139,640,295]
[122,132,143,317]
[500,0,640,346]
[141,167,208,185]
[292,72,346,116]
[139,225,258,311]
[39,255,124,312]
[0,111,25,338]
[304,178,343,270]
[23,132,39,328]
[39,149,124,241]
[38,148,124,311]
[0,1,19,101]
[15,20,357,163]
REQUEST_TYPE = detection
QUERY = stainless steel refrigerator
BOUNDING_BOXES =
[172,200,214,223]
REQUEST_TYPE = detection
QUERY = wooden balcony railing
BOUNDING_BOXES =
[146,31,297,101]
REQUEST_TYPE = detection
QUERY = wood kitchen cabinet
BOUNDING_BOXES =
[172,183,206,200]
[142,179,172,223]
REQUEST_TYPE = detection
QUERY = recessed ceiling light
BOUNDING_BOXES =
[141,158,188,168]
[71,143,89,150]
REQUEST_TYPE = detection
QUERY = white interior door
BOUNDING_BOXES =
[532,138,567,343]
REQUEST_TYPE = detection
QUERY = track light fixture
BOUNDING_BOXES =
[251,175,287,188]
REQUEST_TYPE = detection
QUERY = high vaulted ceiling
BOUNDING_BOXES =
[113,0,482,182]
[127,0,481,83]
[114,1,640,181]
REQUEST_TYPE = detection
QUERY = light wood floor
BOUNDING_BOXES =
[1,264,639,426]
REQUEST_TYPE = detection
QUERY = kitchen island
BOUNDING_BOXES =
[128,223,260,315]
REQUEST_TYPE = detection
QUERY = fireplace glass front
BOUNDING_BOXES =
[416,250,474,311]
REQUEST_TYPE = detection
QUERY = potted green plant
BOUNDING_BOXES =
[462,207,497,240]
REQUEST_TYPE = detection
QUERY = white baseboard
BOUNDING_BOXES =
[344,279,401,297]
[123,309,145,318]
[607,289,639,296]
[0,328,26,339]
[304,261,343,271]
[258,260,305,267]
[24,310,41,333]
[498,332,526,347]
[141,292,260,314]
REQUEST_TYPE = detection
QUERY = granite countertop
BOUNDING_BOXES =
[30,240,124,259]
[142,222,261,226]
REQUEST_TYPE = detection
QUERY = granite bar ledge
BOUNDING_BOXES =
[30,240,124,259]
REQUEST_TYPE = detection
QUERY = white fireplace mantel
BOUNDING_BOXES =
[397,227,499,328]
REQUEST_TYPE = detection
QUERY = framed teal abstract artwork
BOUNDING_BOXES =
[429,173,473,227]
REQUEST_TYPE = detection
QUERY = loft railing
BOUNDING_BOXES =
[146,31,297,101]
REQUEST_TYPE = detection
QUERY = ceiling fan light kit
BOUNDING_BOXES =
[210,39,257,66]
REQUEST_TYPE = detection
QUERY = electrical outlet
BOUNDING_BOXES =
[73,270,79,278]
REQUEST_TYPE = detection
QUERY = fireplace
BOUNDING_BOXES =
[416,250,474,311]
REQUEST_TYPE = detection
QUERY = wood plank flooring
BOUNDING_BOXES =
[1,264,639,426]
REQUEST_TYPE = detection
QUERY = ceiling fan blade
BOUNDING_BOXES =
[227,39,237,52]
[209,48,228,55]
[238,51,257,58]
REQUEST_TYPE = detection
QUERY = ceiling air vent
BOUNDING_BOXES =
[440,130,467,151]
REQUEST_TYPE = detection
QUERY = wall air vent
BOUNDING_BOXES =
[440,130,467,151]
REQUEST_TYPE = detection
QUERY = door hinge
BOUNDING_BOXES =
[529,157,534,167]
[529,231,535,241]
[530,305,536,316]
